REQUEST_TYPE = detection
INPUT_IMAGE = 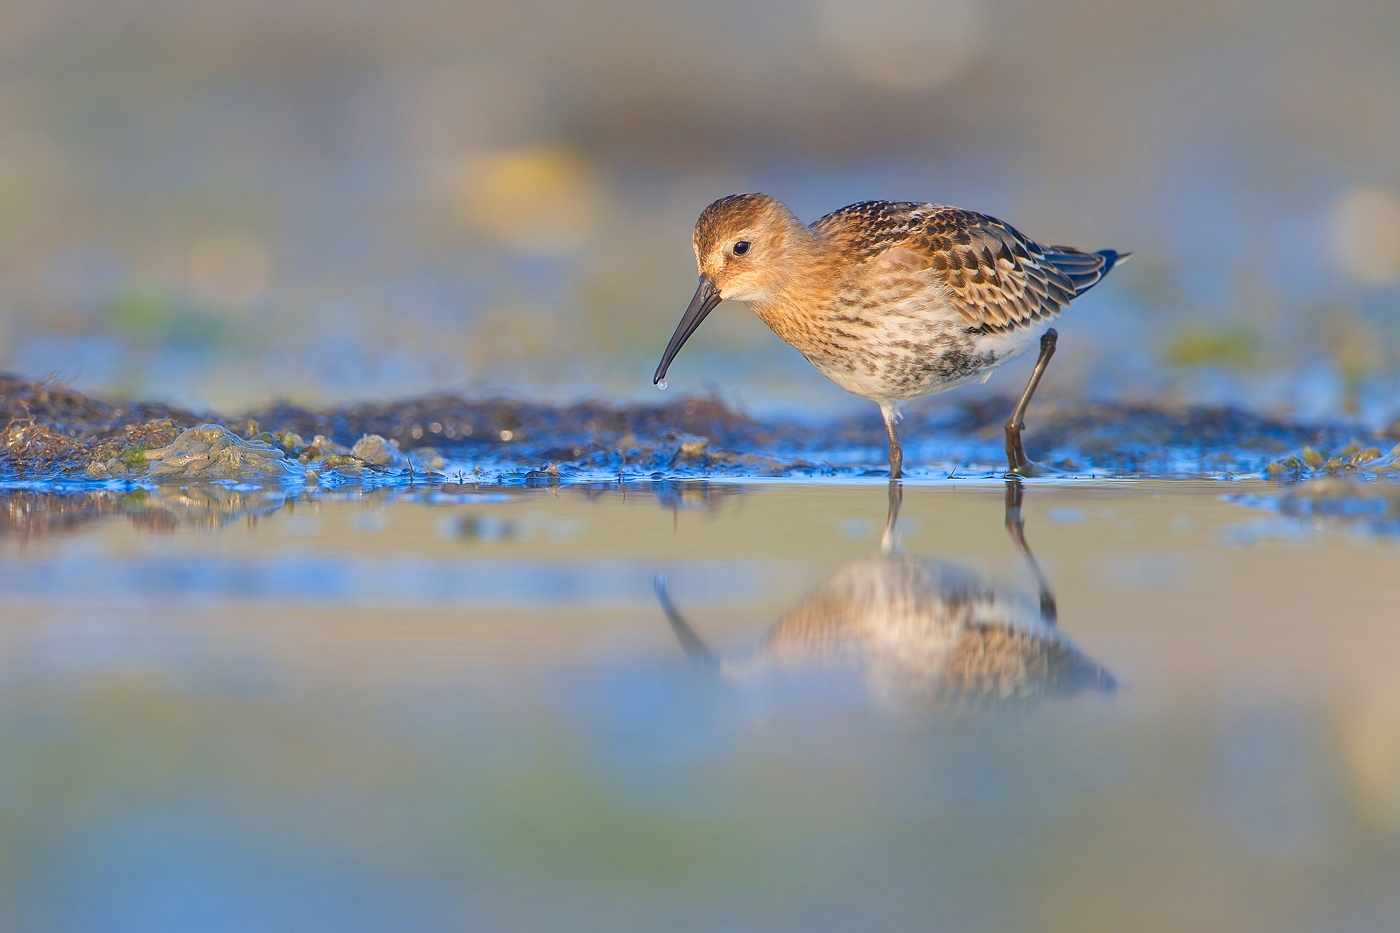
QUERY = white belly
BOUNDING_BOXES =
[804,320,1051,403]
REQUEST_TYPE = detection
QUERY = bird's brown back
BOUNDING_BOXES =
[811,201,1115,335]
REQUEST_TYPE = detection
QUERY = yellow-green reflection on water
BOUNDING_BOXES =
[1,480,1398,931]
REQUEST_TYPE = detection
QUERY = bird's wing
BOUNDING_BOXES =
[813,201,1118,335]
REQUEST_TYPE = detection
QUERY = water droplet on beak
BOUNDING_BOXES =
[657,379,668,391]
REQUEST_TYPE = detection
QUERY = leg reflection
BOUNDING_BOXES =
[1004,481,1057,626]
[880,481,903,555]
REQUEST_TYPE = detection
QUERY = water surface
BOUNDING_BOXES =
[2,479,1398,931]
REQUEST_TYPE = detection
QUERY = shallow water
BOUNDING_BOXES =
[2,478,1399,932]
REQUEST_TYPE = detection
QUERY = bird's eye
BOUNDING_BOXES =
[733,241,750,256]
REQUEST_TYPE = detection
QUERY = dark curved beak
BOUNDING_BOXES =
[654,274,722,385]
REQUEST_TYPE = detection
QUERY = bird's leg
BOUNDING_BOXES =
[880,403,903,480]
[880,480,904,555]
[1003,481,1057,625]
[1005,328,1058,476]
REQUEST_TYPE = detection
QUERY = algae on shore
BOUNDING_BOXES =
[4,372,1400,483]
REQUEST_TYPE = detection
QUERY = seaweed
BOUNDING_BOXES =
[1,375,200,477]
[3,371,1398,483]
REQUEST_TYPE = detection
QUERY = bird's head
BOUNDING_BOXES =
[654,193,809,385]
[692,193,807,303]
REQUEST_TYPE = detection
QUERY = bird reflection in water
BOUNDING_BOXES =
[657,484,1116,712]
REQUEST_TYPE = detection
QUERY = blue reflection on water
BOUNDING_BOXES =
[0,559,767,608]
[25,811,460,933]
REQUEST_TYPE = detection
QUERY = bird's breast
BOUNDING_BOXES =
[753,292,1019,402]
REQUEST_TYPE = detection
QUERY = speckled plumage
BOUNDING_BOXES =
[656,193,1128,477]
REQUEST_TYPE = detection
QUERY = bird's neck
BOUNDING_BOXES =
[749,225,841,347]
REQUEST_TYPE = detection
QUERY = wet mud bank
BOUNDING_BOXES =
[3,372,1399,486]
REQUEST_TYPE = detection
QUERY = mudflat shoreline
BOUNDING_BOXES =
[3,373,1397,484]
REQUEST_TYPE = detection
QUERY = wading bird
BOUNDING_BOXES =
[653,194,1127,478]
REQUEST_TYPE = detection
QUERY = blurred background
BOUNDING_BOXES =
[0,0,1397,424]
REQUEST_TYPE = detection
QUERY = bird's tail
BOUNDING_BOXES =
[1095,249,1131,274]
[1044,246,1131,297]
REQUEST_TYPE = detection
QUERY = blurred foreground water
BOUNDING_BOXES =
[2,478,1399,931]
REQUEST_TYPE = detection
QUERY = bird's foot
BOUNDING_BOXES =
[1002,458,1066,479]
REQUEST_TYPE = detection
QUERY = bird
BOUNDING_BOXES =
[652,194,1128,478]
[655,483,1116,713]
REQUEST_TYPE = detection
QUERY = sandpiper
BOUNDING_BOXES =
[653,194,1128,478]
